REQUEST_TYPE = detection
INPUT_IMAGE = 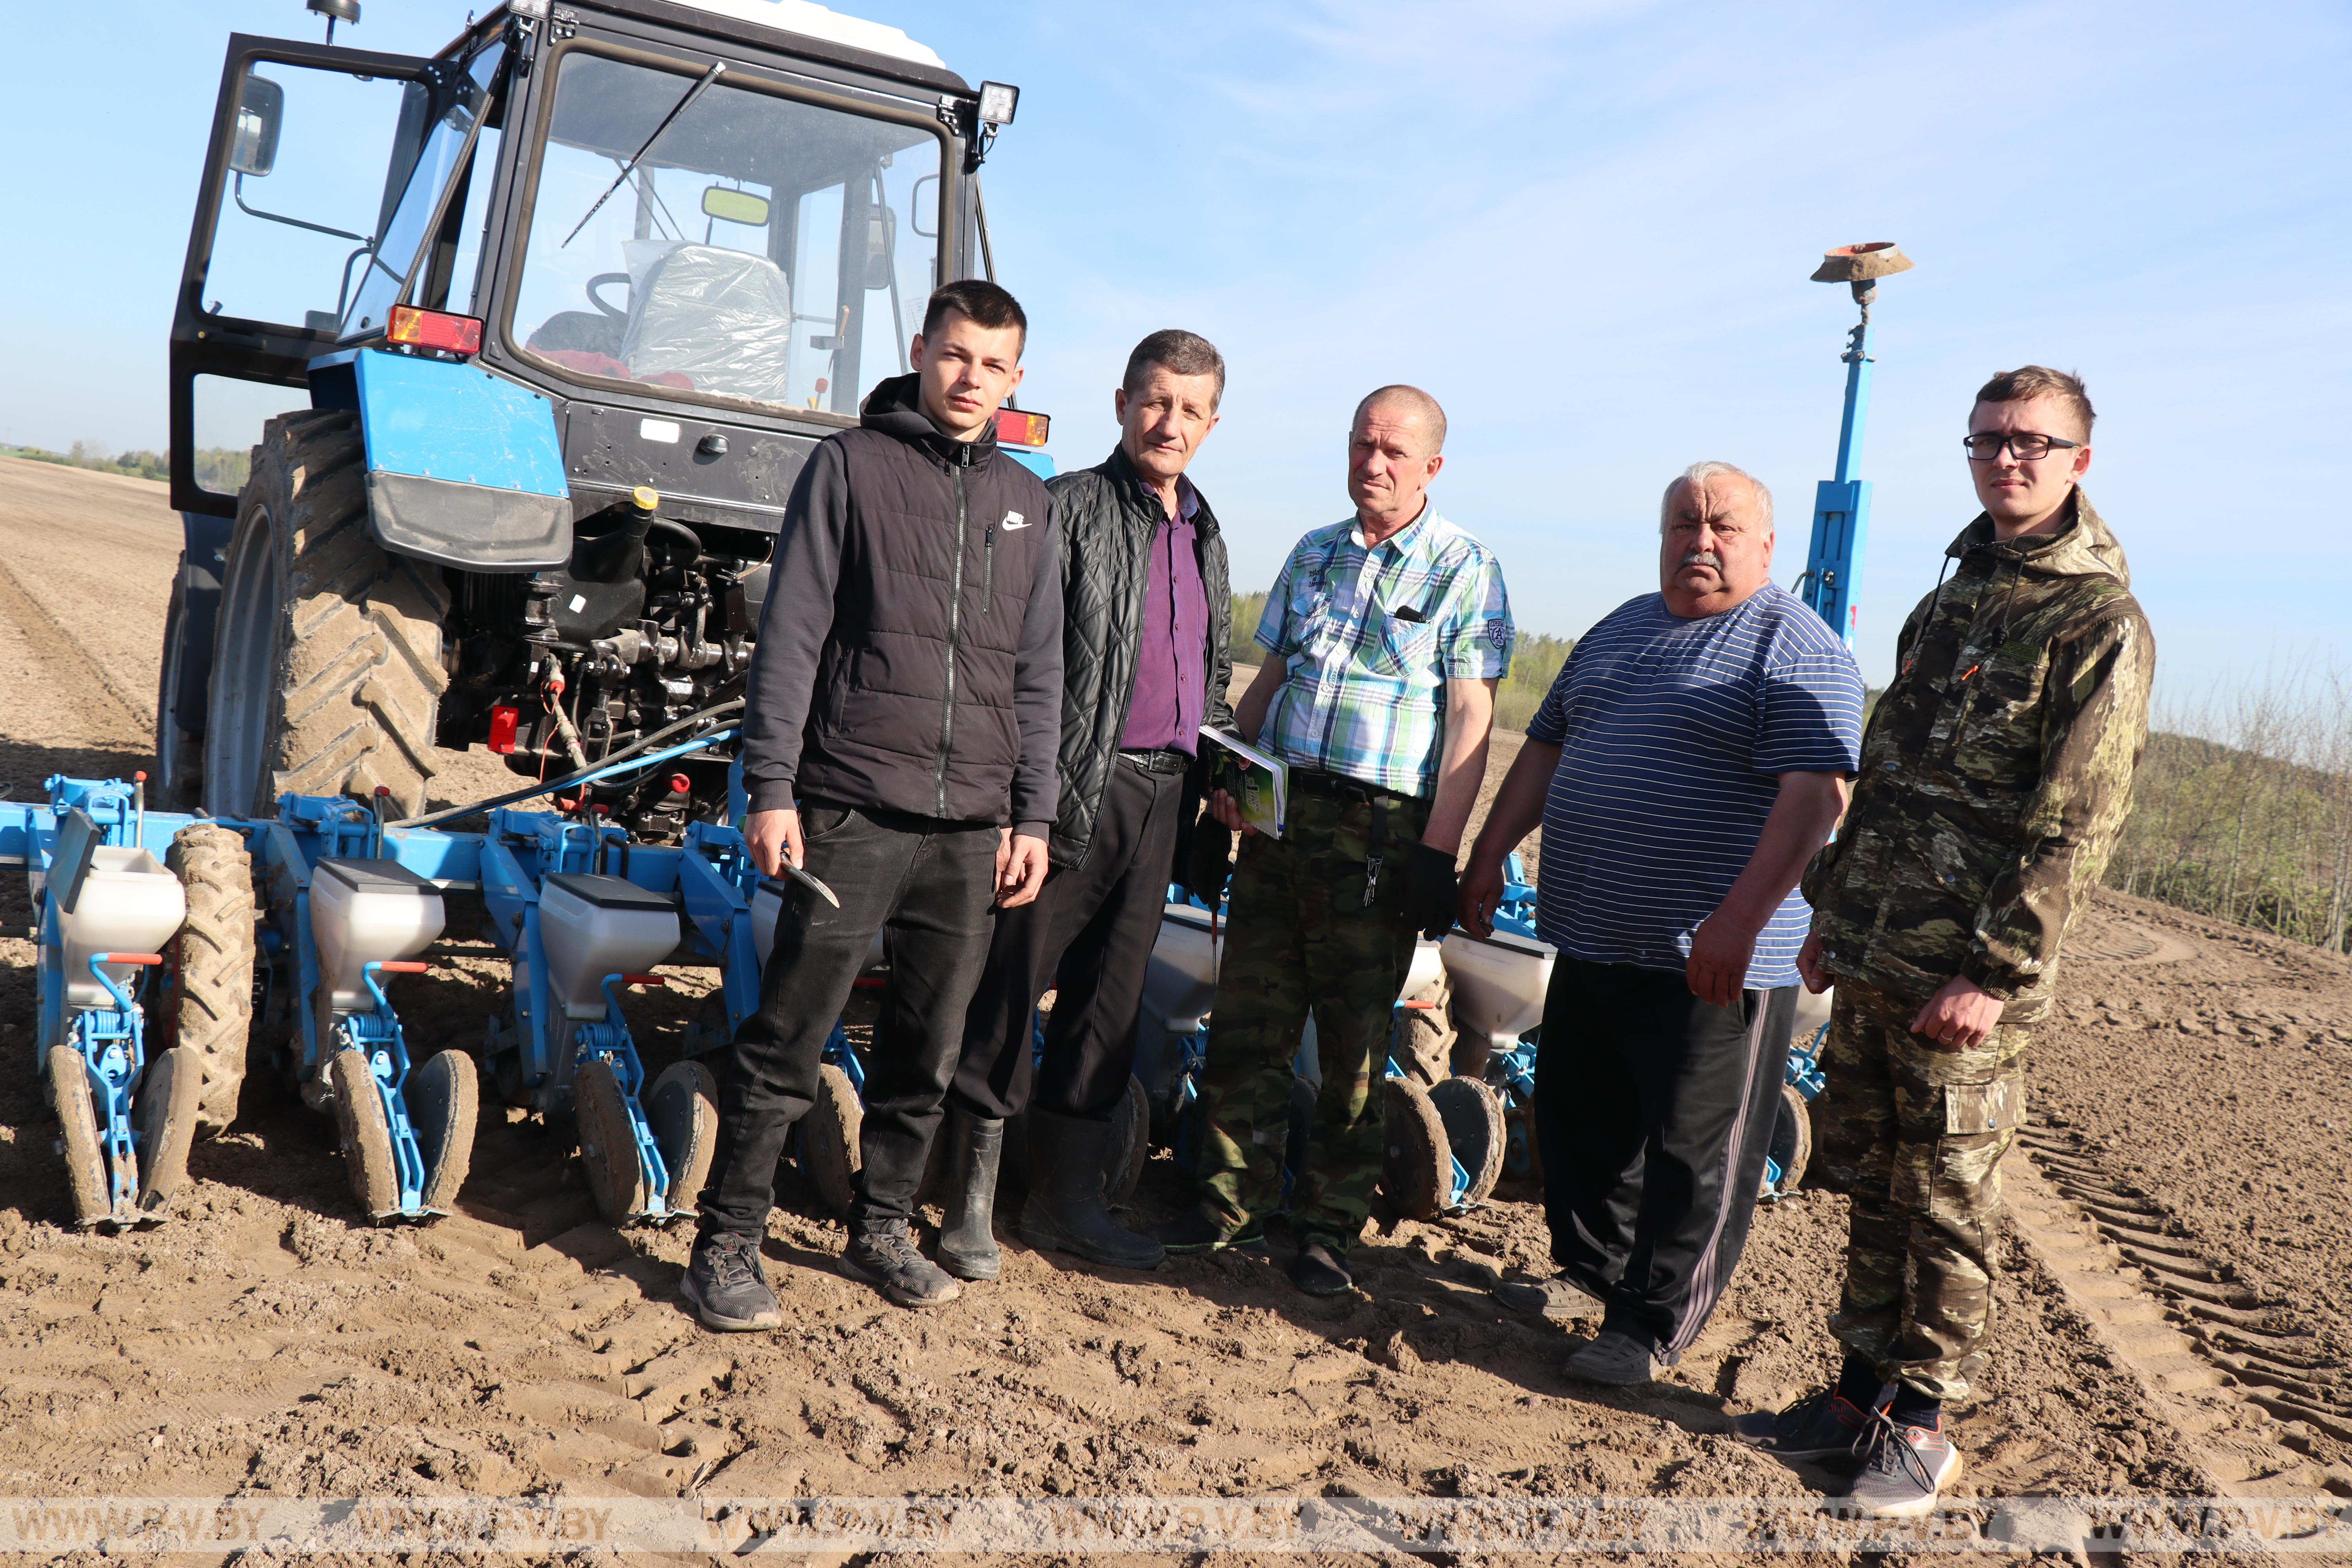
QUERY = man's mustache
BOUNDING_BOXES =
[1678,550,1722,570]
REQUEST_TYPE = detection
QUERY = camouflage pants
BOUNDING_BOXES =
[1196,785,1426,1246]
[1814,977,2029,1404]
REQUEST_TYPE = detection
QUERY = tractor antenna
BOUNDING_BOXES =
[1797,241,1913,649]
[308,0,360,44]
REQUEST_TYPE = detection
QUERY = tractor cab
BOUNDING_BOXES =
[163,0,1045,834]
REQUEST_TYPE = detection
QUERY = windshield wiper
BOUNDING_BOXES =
[562,62,725,248]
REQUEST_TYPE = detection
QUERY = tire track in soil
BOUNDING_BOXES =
[0,554,150,746]
[2004,904,2352,1499]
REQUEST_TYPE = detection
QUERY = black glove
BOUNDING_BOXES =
[1404,843,1459,939]
[1184,816,1234,907]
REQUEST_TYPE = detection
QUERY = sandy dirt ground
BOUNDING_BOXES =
[1,461,2347,1564]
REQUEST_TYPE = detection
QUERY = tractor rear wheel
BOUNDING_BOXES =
[205,409,448,820]
[165,823,257,1136]
[155,566,203,810]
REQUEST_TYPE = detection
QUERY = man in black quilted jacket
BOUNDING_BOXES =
[684,279,1062,1327]
[934,329,1235,1282]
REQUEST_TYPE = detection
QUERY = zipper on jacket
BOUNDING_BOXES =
[936,462,968,816]
[981,523,995,614]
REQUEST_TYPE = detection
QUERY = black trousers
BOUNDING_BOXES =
[1535,957,1797,1357]
[953,757,1184,1122]
[698,800,998,1241]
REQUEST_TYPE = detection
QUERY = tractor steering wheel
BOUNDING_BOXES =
[587,272,632,322]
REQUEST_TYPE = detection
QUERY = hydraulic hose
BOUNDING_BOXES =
[388,697,745,829]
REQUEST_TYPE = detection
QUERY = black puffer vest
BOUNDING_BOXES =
[795,375,1056,824]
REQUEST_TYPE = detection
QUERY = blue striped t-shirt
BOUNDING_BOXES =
[1524,583,1864,988]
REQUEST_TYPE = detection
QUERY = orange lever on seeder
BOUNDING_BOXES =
[96,953,164,966]
[376,961,432,975]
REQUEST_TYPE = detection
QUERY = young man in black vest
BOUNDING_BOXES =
[935,330,1234,1281]
[686,280,1063,1325]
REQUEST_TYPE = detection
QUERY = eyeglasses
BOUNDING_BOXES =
[1963,432,2081,462]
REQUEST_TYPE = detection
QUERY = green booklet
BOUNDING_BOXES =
[1200,726,1288,839]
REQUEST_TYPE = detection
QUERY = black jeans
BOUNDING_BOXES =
[953,757,1183,1122]
[1535,958,1796,1357]
[697,800,998,1240]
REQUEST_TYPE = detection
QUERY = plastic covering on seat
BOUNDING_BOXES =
[619,244,793,405]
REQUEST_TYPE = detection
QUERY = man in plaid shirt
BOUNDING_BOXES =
[1165,385,1514,1295]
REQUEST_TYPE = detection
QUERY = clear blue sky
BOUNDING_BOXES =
[4,0,2346,695]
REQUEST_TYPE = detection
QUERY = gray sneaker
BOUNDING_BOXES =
[681,1234,784,1332]
[839,1220,964,1310]
[1563,1328,1659,1386]
[1846,1411,1961,1517]
[1495,1274,1601,1319]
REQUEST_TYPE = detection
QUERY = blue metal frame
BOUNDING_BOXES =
[1799,312,1878,648]
[0,777,178,1225]
[71,953,158,1218]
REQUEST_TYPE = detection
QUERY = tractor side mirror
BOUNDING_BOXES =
[230,72,285,177]
[700,186,770,228]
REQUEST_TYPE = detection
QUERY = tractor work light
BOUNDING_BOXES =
[387,305,483,356]
[994,408,1049,448]
[977,82,1019,126]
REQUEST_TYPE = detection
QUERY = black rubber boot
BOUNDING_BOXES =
[1018,1109,1166,1270]
[936,1105,1004,1282]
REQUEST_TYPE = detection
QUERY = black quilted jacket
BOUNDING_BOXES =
[1044,446,1233,870]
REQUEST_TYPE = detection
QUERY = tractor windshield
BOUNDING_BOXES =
[509,49,945,418]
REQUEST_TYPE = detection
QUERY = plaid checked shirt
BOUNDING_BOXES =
[1254,506,1514,798]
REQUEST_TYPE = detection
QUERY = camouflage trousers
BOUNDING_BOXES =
[1815,977,2029,1404]
[1196,785,1427,1247]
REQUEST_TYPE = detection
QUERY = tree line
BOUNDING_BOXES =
[0,441,250,492]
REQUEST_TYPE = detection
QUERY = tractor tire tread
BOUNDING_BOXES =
[216,410,448,818]
[166,823,258,1137]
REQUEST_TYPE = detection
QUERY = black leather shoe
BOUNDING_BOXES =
[681,1234,784,1331]
[1018,1109,1165,1270]
[936,1105,1004,1281]
[1290,1235,1355,1296]
[1158,1205,1267,1254]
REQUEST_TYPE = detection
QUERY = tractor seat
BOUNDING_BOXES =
[527,309,624,360]
[619,244,793,406]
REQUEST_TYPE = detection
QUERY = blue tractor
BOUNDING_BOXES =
[157,0,1045,840]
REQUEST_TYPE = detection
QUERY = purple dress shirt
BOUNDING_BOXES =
[1118,473,1209,755]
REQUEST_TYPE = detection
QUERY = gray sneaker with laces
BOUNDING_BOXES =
[1846,1410,1961,1517]
[681,1234,784,1332]
[839,1219,964,1309]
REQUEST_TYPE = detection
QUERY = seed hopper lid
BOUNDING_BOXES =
[543,872,677,911]
[316,857,438,895]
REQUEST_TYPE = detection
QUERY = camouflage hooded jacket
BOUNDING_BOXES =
[1801,492,2154,1022]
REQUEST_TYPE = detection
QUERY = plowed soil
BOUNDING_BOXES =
[2,458,2347,1563]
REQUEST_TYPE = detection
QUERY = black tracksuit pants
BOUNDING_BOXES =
[952,755,1185,1122]
[698,800,998,1241]
[1535,957,1797,1358]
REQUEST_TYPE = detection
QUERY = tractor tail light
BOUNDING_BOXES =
[993,408,1049,448]
[387,304,483,356]
[487,704,521,754]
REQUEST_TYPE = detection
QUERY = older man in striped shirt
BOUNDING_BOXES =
[1460,461,1864,1385]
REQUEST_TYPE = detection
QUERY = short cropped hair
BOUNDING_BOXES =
[1122,329,1227,408]
[1975,365,2094,441]
[1659,461,1773,534]
[1352,384,1447,454]
[922,279,1028,354]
